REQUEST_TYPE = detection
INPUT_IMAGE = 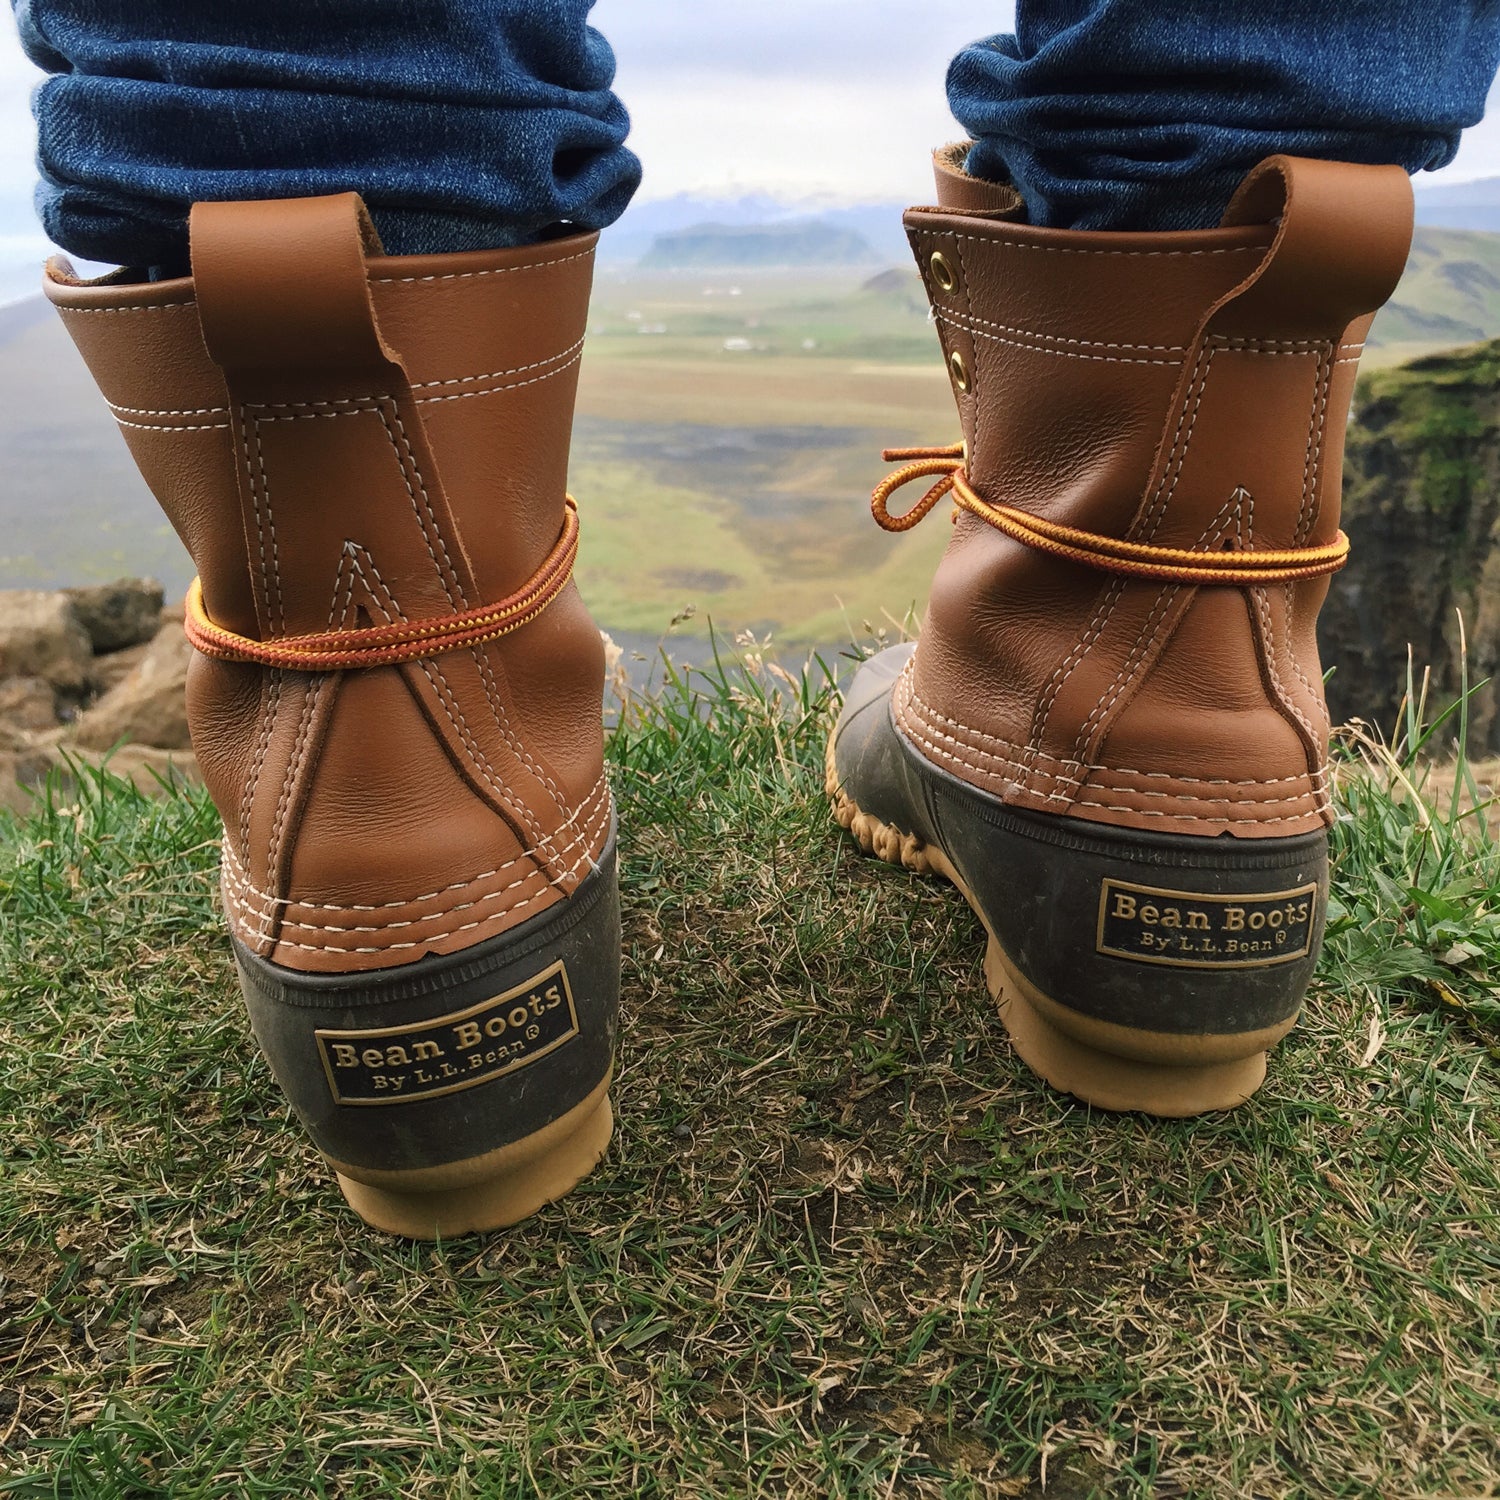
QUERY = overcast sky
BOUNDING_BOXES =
[2,1,1499,226]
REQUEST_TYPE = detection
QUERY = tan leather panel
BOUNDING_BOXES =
[899,151,1413,838]
[191,195,395,376]
[46,199,608,972]
[931,141,1026,216]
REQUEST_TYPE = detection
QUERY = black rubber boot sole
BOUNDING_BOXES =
[827,647,1326,1115]
[233,826,620,1236]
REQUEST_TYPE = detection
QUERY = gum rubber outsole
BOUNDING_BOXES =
[825,735,1276,1116]
[330,1078,614,1239]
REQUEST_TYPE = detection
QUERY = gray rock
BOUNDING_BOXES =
[64,578,166,654]
[71,623,191,752]
[92,638,154,695]
[0,591,94,691]
[0,744,53,816]
[0,676,58,732]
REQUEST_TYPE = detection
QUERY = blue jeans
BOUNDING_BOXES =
[950,0,1500,229]
[15,0,1500,265]
[14,0,641,268]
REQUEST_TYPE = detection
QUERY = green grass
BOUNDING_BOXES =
[1,655,1498,1498]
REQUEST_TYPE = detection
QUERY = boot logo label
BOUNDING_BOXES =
[1096,880,1318,968]
[315,960,580,1106]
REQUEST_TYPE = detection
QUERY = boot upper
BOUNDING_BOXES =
[896,152,1414,838]
[47,197,610,972]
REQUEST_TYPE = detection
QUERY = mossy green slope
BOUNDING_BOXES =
[1326,340,1500,750]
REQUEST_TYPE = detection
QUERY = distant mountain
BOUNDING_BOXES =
[1375,225,1500,345]
[638,219,881,270]
[1414,176,1500,233]
[601,194,911,265]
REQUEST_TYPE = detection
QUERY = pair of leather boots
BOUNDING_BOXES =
[45,149,1413,1238]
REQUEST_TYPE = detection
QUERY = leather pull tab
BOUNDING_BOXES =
[190,193,400,376]
[932,142,1027,216]
[1213,155,1413,339]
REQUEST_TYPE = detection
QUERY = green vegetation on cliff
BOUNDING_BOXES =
[1,659,1497,1498]
[1325,340,1500,749]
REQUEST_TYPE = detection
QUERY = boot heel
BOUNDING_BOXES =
[829,661,1325,1117]
[985,939,1285,1117]
[332,1084,613,1239]
[234,835,620,1236]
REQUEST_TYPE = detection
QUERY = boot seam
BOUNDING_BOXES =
[221,780,611,952]
[899,668,1329,809]
[222,770,610,918]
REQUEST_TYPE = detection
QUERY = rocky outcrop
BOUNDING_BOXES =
[65,579,165,654]
[71,624,191,753]
[0,591,94,692]
[1321,341,1500,749]
[0,579,196,810]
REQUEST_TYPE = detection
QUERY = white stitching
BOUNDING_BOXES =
[241,413,285,634]
[936,310,1182,365]
[1027,577,1126,765]
[346,544,548,847]
[1072,483,1248,759]
[266,676,322,884]
[103,338,580,417]
[55,250,592,314]
[238,673,281,863]
[368,248,594,284]
[108,401,227,417]
[221,771,608,914]
[1297,347,1334,546]
[410,337,584,390]
[903,713,1328,823]
[939,306,1187,353]
[112,416,232,432]
[1253,586,1319,746]
[224,781,611,937]
[1283,580,1331,739]
[381,404,552,838]
[937,231,1264,259]
[1075,584,1181,756]
[903,702,1321,804]
[109,352,583,432]
[1024,341,1214,769]
[416,351,583,405]
[415,659,545,841]
[1138,344,1215,540]
[221,779,611,948]
[377,404,463,609]
[54,300,196,314]
[903,674,1330,787]
[231,860,581,953]
[327,548,357,630]
[471,643,569,819]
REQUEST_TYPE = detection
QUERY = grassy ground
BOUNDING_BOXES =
[1,656,1498,1499]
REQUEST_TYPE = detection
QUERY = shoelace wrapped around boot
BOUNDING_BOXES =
[185,497,581,669]
[871,444,1349,585]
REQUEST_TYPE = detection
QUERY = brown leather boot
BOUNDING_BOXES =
[829,149,1413,1115]
[46,196,618,1234]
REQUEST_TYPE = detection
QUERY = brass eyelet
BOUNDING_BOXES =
[949,349,970,393]
[930,250,957,293]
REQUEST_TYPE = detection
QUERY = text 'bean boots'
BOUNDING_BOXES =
[829,149,1414,1114]
[47,196,619,1235]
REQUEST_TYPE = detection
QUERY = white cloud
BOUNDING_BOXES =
[596,0,1002,201]
[0,11,42,199]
